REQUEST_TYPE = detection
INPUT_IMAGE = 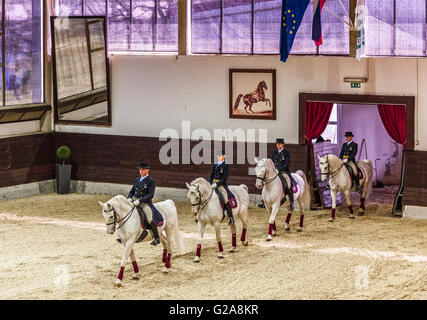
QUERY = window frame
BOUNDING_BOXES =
[0,0,49,126]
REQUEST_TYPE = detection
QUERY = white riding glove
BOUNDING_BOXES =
[127,198,132,202]
[132,199,140,206]
[274,168,279,174]
[211,183,217,189]
[343,158,348,163]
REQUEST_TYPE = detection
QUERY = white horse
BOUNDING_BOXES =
[317,154,373,222]
[186,178,249,262]
[99,195,184,287]
[254,158,311,241]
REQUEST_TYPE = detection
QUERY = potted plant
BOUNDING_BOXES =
[55,145,72,194]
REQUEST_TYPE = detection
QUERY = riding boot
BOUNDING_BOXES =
[354,174,360,191]
[287,188,295,210]
[225,202,234,225]
[136,229,149,243]
[257,199,265,208]
[150,221,160,245]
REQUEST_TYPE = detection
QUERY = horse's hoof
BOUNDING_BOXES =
[266,235,272,242]
[358,210,365,216]
[272,231,277,237]
[193,257,200,263]
[218,252,224,259]
[297,227,302,232]
[350,215,355,219]
[132,274,139,281]
[114,280,122,287]
[162,267,169,273]
[328,218,334,223]
[227,247,236,253]
[242,241,248,247]
[285,226,290,232]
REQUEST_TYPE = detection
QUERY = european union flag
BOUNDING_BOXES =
[280,0,310,62]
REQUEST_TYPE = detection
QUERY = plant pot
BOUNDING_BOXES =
[56,163,72,194]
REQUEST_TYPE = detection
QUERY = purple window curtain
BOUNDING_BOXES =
[191,0,349,55]
[4,0,43,106]
[56,0,178,52]
[365,0,426,57]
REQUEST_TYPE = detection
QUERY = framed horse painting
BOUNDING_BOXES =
[229,69,276,120]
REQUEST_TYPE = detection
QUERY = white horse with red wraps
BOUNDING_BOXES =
[186,178,249,262]
[317,154,373,222]
[99,195,184,287]
[254,158,311,241]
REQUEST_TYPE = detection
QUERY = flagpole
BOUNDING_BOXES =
[337,0,354,27]
[322,7,353,28]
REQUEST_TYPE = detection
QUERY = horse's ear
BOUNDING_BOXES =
[185,182,191,189]
[196,184,200,190]
[317,155,321,160]
[254,157,258,164]
[98,201,104,207]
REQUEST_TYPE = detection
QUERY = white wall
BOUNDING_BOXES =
[55,55,427,150]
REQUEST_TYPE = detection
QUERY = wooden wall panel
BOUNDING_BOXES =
[403,151,427,207]
[0,133,55,188]
[54,132,307,193]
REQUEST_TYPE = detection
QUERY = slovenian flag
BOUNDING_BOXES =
[312,0,327,46]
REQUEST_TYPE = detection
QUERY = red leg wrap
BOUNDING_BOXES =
[196,244,201,257]
[132,261,139,273]
[272,222,277,231]
[165,254,172,268]
[162,249,167,263]
[118,266,125,280]
[360,198,365,210]
[299,215,304,228]
[331,208,336,219]
[349,206,353,214]
[268,224,273,235]
[218,241,224,252]
[285,213,292,224]
[241,228,247,242]
[232,234,237,247]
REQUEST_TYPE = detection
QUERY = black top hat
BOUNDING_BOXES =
[217,149,226,156]
[137,163,151,169]
[344,132,354,137]
[276,138,285,144]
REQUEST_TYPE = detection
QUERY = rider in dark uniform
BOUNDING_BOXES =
[339,132,359,191]
[208,150,234,225]
[272,138,294,210]
[257,138,294,209]
[126,163,163,245]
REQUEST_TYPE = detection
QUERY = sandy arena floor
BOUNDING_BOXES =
[0,191,426,300]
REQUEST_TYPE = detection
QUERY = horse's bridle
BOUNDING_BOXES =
[105,204,136,231]
[320,155,344,179]
[256,164,277,187]
[190,185,214,214]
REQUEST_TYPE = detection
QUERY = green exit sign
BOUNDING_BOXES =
[351,82,361,88]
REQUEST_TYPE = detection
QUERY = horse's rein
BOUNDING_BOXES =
[190,185,214,213]
[256,165,278,186]
[321,156,344,179]
[105,205,136,231]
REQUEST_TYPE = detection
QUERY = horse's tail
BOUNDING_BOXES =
[234,94,243,110]
[362,159,374,200]
[296,170,311,212]
[166,200,186,255]
[237,184,250,207]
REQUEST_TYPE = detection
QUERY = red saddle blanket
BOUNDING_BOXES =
[279,178,298,194]
[219,196,238,210]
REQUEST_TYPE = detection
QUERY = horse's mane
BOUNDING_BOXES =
[190,177,210,187]
[108,195,132,213]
